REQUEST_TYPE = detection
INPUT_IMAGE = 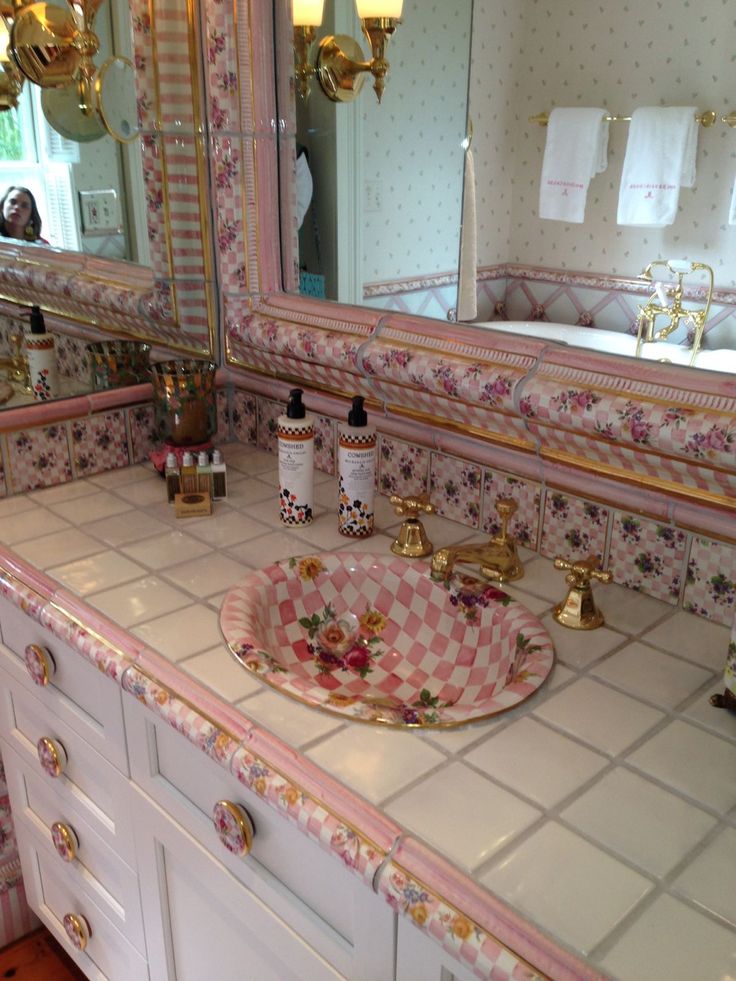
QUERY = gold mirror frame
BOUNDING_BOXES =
[0,0,215,359]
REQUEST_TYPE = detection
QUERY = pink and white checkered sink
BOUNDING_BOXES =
[220,553,554,728]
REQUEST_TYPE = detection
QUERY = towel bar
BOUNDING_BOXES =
[529,109,717,128]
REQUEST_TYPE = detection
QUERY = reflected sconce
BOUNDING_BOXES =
[293,0,403,105]
[292,0,324,100]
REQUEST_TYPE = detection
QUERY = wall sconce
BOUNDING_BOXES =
[293,0,403,105]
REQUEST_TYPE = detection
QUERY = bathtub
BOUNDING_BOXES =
[479,321,736,374]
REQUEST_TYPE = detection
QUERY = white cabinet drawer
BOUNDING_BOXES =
[0,600,127,773]
[0,670,136,868]
[18,832,148,981]
[125,696,395,981]
[2,739,145,954]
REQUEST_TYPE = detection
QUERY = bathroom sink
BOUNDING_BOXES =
[220,552,554,728]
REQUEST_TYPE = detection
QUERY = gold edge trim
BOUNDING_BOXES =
[385,404,537,454]
[387,858,552,981]
[225,355,368,404]
[541,448,736,511]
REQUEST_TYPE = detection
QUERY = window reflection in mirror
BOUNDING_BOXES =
[0,0,148,264]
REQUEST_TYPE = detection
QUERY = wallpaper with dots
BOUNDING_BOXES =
[471,0,736,286]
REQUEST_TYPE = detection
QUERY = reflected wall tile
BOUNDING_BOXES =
[203,0,240,133]
[162,135,208,281]
[257,398,281,454]
[54,334,90,384]
[377,436,430,499]
[216,389,230,440]
[608,512,687,605]
[540,491,609,562]
[683,536,736,625]
[212,136,245,291]
[481,470,541,549]
[71,412,130,478]
[430,452,481,528]
[314,415,336,475]
[128,404,158,464]
[7,424,72,493]
[140,135,168,273]
[231,390,257,445]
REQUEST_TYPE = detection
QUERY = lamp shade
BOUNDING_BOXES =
[292,0,324,27]
[355,0,403,17]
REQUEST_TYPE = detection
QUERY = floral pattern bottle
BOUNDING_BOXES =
[25,305,58,401]
[278,388,314,525]
[338,396,375,537]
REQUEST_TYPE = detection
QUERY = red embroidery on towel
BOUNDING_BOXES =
[546,179,584,189]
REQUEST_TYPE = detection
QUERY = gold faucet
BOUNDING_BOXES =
[0,331,30,391]
[430,497,524,584]
[389,494,434,558]
[553,556,612,629]
[635,260,713,366]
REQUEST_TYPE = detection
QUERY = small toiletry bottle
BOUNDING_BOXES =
[180,451,198,493]
[211,449,227,500]
[338,396,376,537]
[277,388,314,525]
[164,452,181,503]
[25,305,58,401]
[196,451,212,494]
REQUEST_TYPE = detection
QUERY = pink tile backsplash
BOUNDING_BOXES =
[313,414,336,475]
[231,390,257,444]
[608,513,688,605]
[684,537,736,625]
[71,412,130,478]
[6,424,72,493]
[128,404,158,463]
[256,398,281,454]
[430,452,482,527]
[378,436,430,499]
[482,471,541,550]
[540,492,609,563]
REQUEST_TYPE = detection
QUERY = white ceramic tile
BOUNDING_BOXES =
[627,721,736,815]
[672,827,736,927]
[219,478,274,508]
[422,719,504,754]
[182,645,264,702]
[0,495,36,516]
[595,583,673,633]
[591,642,714,710]
[545,662,576,690]
[237,690,343,747]
[121,532,212,570]
[387,761,541,872]
[0,508,70,545]
[498,586,550,617]
[227,531,316,567]
[82,511,172,547]
[482,821,652,955]
[306,726,445,804]
[681,683,736,742]
[642,611,730,672]
[162,553,248,597]
[47,491,132,525]
[89,464,153,488]
[227,449,278,475]
[601,894,736,981]
[533,678,665,756]
[539,614,625,670]
[183,509,272,547]
[112,478,169,507]
[132,604,223,660]
[12,528,104,569]
[561,768,717,877]
[88,576,190,627]
[466,717,608,808]
[511,558,563,602]
[48,552,147,595]
[30,480,99,504]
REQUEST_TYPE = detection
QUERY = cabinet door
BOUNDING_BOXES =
[131,784,353,981]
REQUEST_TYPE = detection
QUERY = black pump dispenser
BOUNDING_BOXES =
[347,396,367,427]
[286,388,306,419]
[29,306,46,335]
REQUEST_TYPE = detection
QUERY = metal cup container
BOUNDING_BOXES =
[149,359,217,446]
[87,340,151,392]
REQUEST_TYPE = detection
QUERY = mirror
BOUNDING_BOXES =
[283,0,736,373]
[0,0,215,407]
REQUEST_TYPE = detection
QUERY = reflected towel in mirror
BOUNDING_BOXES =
[457,145,477,321]
[538,108,609,223]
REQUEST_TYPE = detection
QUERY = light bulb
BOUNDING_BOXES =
[355,0,403,17]
[292,0,324,27]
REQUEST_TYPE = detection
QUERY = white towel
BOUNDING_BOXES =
[729,180,736,226]
[539,108,609,223]
[456,145,477,322]
[617,107,698,227]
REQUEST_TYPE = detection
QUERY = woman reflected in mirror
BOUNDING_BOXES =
[0,186,48,244]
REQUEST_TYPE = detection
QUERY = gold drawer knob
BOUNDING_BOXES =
[212,800,255,857]
[24,644,56,687]
[63,912,91,951]
[51,821,79,863]
[37,736,67,779]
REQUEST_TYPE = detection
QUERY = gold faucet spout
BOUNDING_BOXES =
[430,497,524,584]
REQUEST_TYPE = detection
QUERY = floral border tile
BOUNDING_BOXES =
[257,398,282,454]
[684,536,736,625]
[7,425,72,493]
[430,453,481,528]
[378,436,430,499]
[128,404,158,464]
[540,492,609,563]
[482,471,541,550]
[608,512,687,604]
[71,412,130,478]
[231,390,257,445]
[314,415,336,475]
[217,389,230,440]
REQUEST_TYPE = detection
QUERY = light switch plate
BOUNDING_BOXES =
[78,189,121,235]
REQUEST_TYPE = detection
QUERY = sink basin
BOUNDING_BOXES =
[220,552,554,728]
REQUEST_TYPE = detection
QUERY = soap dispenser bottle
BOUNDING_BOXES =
[278,388,314,525]
[338,396,375,537]
[25,305,58,401]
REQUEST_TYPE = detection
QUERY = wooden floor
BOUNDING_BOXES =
[0,927,86,980]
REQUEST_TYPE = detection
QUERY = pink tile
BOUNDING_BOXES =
[608,512,687,604]
[313,414,336,475]
[540,492,609,562]
[7,424,72,493]
[217,389,230,439]
[430,453,481,528]
[70,411,130,478]
[378,436,430,499]
[482,471,541,550]
[232,390,257,445]
[256,397,281,454]
[128,404,158,463]
[683,537,736,625]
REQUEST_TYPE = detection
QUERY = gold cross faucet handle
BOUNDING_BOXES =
[389,494,434,520]
[554,556,612,588]
[389,494,434,558]
[553,556,612,630]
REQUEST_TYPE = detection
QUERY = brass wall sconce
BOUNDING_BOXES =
[292,0,403,104]
[0,0,138,143]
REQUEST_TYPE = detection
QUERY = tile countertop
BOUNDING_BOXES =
[0,444,734,981]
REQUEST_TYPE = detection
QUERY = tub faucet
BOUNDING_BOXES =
[430,497,524,584]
